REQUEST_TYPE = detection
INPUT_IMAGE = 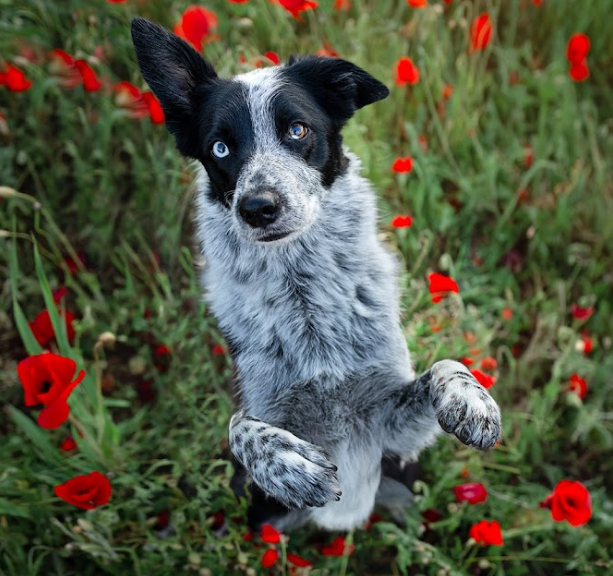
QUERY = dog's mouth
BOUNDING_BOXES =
[257,231,292,243]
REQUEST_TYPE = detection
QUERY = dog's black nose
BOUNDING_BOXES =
[238,192,279,228]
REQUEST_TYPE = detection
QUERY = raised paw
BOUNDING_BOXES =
[430,360,502,450]
[230,415,341,509]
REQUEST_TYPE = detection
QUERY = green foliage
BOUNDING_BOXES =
[1,0,612,575]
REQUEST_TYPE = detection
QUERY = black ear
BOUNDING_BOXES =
[131,17,217,156]
[283,56,389,126]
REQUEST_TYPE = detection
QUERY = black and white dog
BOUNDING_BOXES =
[131,18,502,532]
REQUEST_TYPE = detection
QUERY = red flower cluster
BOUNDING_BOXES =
[114,81,165,124]
[428,273,459,303]
[566,34,590,82]
[540,480,592,526]
[469,519,503,546]
[17,353,85,429]
[407,0,427,8]
[0,64,33,91]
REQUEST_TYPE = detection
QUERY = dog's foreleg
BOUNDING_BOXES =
[385,360,502,457]
[229,411,341,509]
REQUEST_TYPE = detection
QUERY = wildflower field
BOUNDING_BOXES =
[1,0,612,574]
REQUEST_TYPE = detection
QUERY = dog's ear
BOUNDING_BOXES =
[131,17,217,156]
[284,56,389,126]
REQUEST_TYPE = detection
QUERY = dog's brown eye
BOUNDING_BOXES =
[289,123,308,140]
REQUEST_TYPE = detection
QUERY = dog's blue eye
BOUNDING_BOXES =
[212,141,229,158]
[289,123,308,140]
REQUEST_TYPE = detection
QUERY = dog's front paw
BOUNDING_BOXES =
[230,417,341,509]
[430,360,502,450]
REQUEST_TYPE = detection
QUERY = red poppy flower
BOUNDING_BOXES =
[543,480,592,526]
[570,303,594,320]
[453,483,488,504]
[2,64,33,92]
[107,0,127,3]
[480,356,497,371]
[29,308,75,347]
[315,43,339,58]
[470,13,493,51]
[261,548,279,568]
[74,60,102,92]
[470,369,495,389]
[407,0,427,7]
[115,81,149,118]
[260,523,281,543]
[395,57,420,86]
[566,34,590,64]
[321,536,355,556]
[578,335,593,355]
[264,51,281,65]
[212,344,226,356]
[392,157,413,173]
[115,82,165,124]
[421,508,443,525]
[391,215,413,228]
[279,0,318,18]
[460,357,474,366]
[428,273,459,303]
[502,307,513,320]
[54,471,112,509]
[49,49,82,88]
[228,0,249,2]
[17,353,85,429]
[442,84,453,99]
[568,374,587,399]
[60,435,77,452]
[142,92,165,124]
[531,0,543,5]
[334,0,351,10]
[211,510,225,530]
[287,553,311,567]
[174,6,218,52]
[469,520,503,546]
[569,60,589,82]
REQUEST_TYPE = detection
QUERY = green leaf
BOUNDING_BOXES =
[0,497,32,519]
[33,242,71,355]
[9,229,43,355]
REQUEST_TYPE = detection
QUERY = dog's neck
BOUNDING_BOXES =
[193,155,409,402]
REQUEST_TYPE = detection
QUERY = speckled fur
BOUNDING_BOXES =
[192,71,502,531]
[130,19,502,531]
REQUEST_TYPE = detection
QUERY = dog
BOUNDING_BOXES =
[131,17,502,532]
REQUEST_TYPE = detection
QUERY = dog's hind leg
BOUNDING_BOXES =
[229,411,341,510]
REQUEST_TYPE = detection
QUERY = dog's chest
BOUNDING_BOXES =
[212,256,387,384]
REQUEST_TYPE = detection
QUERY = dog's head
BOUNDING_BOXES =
[131,18,388,244]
